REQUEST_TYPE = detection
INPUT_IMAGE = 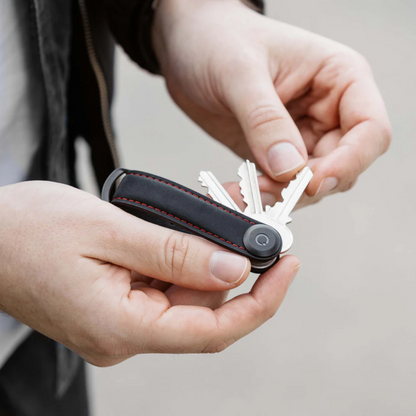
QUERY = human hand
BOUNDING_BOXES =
[153,0,391,207]
[0,181,300,366]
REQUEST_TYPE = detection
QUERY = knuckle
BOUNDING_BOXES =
[246,104,285,131]
[351,51,371,70]
[340,48,371,71]
[331,48,373,82]
[161,232,192,281]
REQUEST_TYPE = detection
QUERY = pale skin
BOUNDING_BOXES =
[0,0,390,366]
[153,0,391,207]
[0,182,299,367]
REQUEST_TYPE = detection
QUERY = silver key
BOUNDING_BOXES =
[237,160,312,253]
[198,171,242,213]
[200,160,312,254]
[264,166,313,252]
[266,167,313,226]
[237,160,262,215]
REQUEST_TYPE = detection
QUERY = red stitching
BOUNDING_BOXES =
[113,197,247,251]
[127,173,255,225]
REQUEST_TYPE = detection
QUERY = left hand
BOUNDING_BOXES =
[152,0,391,207]
[130,271,228,310]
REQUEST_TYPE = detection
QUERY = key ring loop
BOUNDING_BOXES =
[101,168,129,202]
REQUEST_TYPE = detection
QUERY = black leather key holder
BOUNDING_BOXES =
[102,168,282,273]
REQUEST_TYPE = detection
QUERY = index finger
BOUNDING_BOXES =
[138,255,301,354]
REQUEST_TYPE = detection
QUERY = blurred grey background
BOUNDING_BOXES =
[86,1,416,415]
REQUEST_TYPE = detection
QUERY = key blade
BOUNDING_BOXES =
[237,160,263,215]
[267,167,313,224]
[198,171,242,213]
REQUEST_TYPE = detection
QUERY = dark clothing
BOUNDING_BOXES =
[28,0,118,187]
[0,332,88,416]
[1,0,264,414]
[32,0,264,188]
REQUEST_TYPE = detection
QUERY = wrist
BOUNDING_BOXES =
[151,0,265,74]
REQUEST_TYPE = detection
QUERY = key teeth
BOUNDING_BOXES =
[199,175,214,200]
[265,166,313,225]
[237,165,251,211]
[198,176,206,188]
[198,175,213,199]
[281,187,290,201]
[238,159,264,215]
[198,172,212,188]
[238,179,251,211]
[279,167,311,204]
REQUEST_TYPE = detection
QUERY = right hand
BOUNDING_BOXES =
[154,0,391,206]
[0,181,300,366]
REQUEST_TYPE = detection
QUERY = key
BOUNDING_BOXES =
[201,165,283,269]
[106,167,284,274]
[237,160,263,215]
[265,166,313,252]
[237,160,313,253]
[266,167,313,226]
[199,171,242,213]
[104,162,311,274]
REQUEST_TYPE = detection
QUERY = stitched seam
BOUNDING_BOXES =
[113,197,247,251]
[127,173,255,225]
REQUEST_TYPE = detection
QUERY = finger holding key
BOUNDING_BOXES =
[224,66,309,182]
[95,204,251,291]
[0,181,253,368]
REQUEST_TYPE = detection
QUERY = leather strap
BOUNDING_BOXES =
[102,168,281,273]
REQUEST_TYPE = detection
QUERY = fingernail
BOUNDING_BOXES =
[316,177,338,195]
[268,142,305,177]
[290,263,301,286]
[261,192,276,208]
[210,251,248,284]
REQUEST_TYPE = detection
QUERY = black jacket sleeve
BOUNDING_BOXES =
[104,0,265,75]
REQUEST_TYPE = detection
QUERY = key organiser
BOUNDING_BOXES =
[102,168,283,273]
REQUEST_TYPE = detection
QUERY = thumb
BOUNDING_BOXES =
[225,67,308,181]
[95,205,251,291]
